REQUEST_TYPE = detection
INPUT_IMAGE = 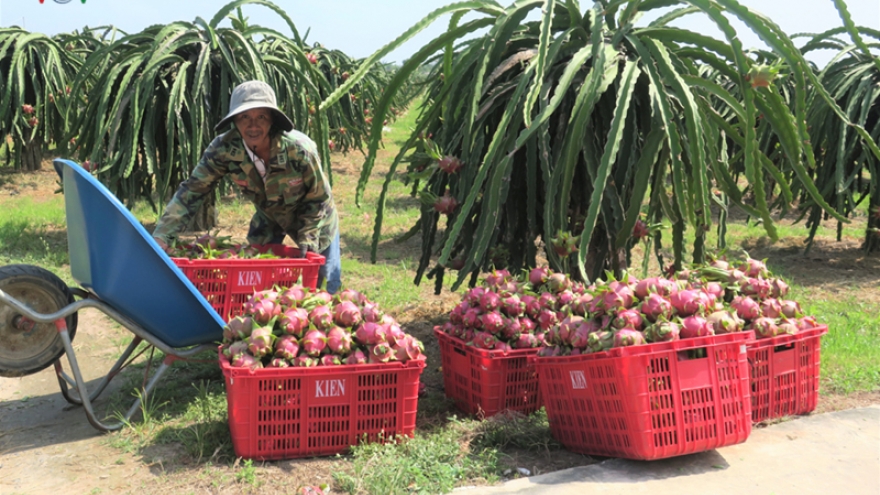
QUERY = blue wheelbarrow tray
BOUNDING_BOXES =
[55,158,225,347]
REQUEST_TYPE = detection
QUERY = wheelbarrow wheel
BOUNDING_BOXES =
[0,264,78,377]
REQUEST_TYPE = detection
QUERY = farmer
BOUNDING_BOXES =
[152,80,341,294]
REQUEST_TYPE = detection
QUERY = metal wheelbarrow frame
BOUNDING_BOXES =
[0,159,226,432]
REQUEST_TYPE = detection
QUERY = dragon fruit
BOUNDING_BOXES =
[335,288,366,305]
[614,328,646,347]
[279,307,309,337]
[536,309,559,331]
[393,335,425,361]
[224,340,249,360]
[484,269,511,289]
[612,308,643,330]
[301,329,327,356]
[760,298,782,318]
[571,293,594,316]
[522,295,542,319]
[494,341,513,353]
[640,293,674,322]
[644,321,680,343]
[779,300,802,318]
[501,317,523,340]
[479,291,502,312]
[368,343,396,363]
[294,355,318,367]
[247,324,275,358]
[309,305,334,330]
[739,257,770,278]
[769,278,790,298]
[231,352,263,369]
[320,355,342,366]
[251,297,282,325]
[279,286,309,306]
[539,292,559,312]
[529,267,551,287]
[274,334,300,360]
[480,312,505,334]
[587,330,614,353]
[568,324,592,349]
[344,350,368,364]
[326,326,353,355]
[706,310,742,334]
[777,318,800,336]
[462,308,482,329]
[362,301,385,323]
[731,295,761,321]
[679,315,714,339]
[472,331,497,349]
[750,317,779,339]
[546,273,573,293]
[333,300,362,328]
[464,287,486,306]
[669,289,709,316]
[224,315,254,342]
[537,345,566,357]
[268,358,290,368]
[634,277,675,299]
[514,332,540,349]
[501,294,525,317]
[557,315,584,345]
[354,322,387,345]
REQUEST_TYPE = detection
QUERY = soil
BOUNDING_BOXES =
[1,159,879,495]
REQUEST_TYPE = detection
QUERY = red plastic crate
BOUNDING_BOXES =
[219,356,425,460]
[435,329,541,418]
[173,244,324,320]
[747,325,828,423]
[534,333,752,460]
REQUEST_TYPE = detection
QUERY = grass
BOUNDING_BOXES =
[0,100,878,493]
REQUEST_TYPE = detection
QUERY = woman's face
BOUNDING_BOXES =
[234,108,273,152]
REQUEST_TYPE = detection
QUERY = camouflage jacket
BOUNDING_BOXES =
[153,129,338,252]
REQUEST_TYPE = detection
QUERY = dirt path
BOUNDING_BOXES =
[0,309,157,494]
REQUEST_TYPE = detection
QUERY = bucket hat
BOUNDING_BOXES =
[215,80,294,132]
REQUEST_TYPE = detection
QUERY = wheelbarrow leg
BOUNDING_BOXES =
[52,318,176,433]
[55,336,144,405]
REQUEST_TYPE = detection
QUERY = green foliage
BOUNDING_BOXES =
[342,0,877,292]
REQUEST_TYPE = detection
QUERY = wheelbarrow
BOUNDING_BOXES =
[0,158,226,432]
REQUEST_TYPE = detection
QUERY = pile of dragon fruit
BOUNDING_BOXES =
[436,254,820,357]
[220,285,426,369]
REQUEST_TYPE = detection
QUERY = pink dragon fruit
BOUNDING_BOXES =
[568,323,592,349]
[231,352,263,369]
[796,315,819,331]
[669,289,710,317]
[438,155,463,174]
[522,295,541,319]
[536,309,559,331]
[326,326,353,355]
[769,278,790,298]
[247,324,275,358]
[274,334,300,360]
[529,267,551,287]
[614,328,646,347]
[462,308,483,329]
[679,315,714,339]
[464,287,486,306]
[479,291,502,312]
[224,315,254,342]
[301,329,327,356]
[537,345,566,357]
[309,305,334,330]
[739,277,772,299]
[472,331,497,349]
[251,297,282,325]
[368,343,396,363]
[760,298,782,318]
[320,354,342,366]
[294,355,318,367]
[557,315,584,345]
[393,335,425,361]
[344,350,368,364]
[519,317,536,334]
[494,341,513,353]
[640,293,674,322]
[501,294,525,317]
[268,357,290,368]
[777,318,800,336]
[545,273,572,293]
[279,286,309,307]
[362,301,385,323]
[739,257,770,278]
[279,307,310,337]
[538,292,559,312]
[731,295,761,321]
[354,321,387,345]
[333,300,362,328]
[706,310,742,334]
[571,293,594,316]
[587,330,615,353]
[480,311,505,334]
[514,332,539,349]
[779,300,803,318]
[501,317,523,340]
[335,288,366,305]
[612,308,643,330]
[223,341,249,362]
[556,290,576,309]
[644,321,680,343]
[750,317,779,339]
[484,269,511,289]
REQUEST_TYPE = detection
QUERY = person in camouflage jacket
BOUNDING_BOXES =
[153,80,341,293]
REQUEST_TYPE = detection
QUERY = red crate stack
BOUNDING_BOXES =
[435,329,541,418]
[534,333,752,460]
[173,244,324,320]
[748,325,828,423]
[220,356,425,460]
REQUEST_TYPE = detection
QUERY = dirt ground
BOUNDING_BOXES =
[1,162,879,494]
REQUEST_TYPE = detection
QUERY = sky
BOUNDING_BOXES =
[0,0,877,66]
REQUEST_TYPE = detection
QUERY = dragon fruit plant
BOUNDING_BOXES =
[220,285,426,369]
